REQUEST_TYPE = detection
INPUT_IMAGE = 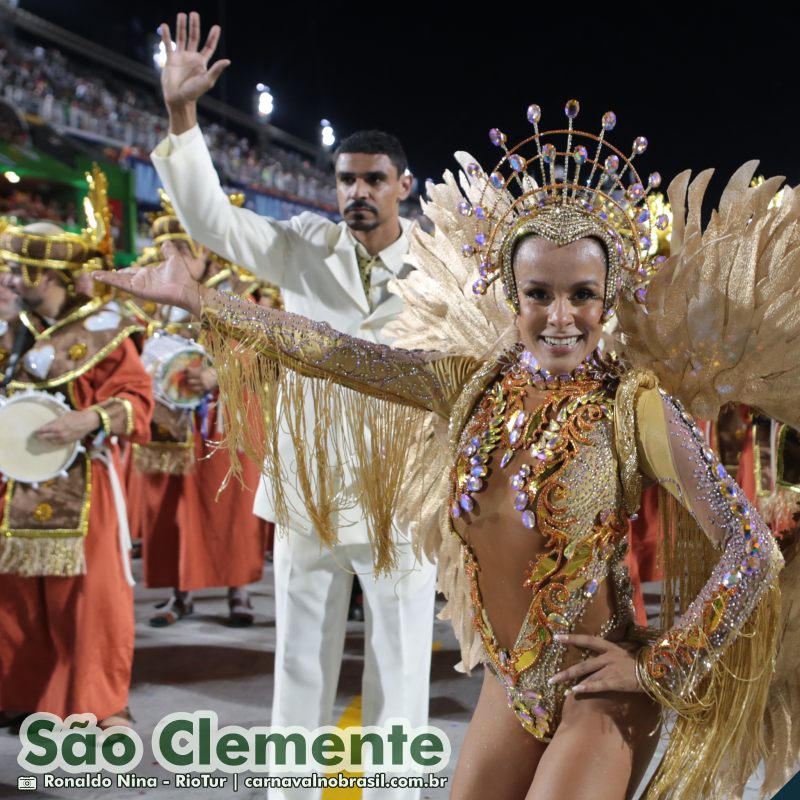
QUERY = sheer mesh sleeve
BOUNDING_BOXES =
[201,289,478,418]
[198,288,480,573]
[634,385,783,706]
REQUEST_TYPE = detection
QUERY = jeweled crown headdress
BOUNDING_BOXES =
[457,100,669,315]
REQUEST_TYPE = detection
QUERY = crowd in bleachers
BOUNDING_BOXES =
[0,190,76,226]
[0,36,338,210]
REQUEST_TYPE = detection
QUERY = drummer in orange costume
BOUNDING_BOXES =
[126,191,272,627]
[0,169,153,729]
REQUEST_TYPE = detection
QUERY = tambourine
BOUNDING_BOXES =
[141,332,207,410]
[0,389,84,484]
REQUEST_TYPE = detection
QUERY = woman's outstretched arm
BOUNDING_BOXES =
[201,288,474,416]
[94,241,478,416]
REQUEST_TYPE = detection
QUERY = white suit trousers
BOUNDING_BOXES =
[268,524,437,800]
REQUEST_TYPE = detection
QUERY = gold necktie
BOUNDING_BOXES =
[356,252,382,298]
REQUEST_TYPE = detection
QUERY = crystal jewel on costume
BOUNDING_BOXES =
[450,347,612,528]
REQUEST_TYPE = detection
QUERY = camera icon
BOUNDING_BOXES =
[17,776,37,790]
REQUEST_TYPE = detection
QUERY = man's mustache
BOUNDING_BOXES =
[345,200,377,215]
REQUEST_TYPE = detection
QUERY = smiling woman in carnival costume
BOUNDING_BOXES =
[97,100,800,799]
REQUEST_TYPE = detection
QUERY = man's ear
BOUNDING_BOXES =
[397,172,413,202]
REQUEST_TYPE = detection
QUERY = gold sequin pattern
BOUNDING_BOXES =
[67,342,88,361]
[33,503,53,522]
[452,368,631,740]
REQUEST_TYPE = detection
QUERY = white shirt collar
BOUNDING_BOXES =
[347,217,414,275]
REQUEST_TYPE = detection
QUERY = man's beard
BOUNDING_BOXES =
[345,216,380,232]
[343,200,380,232]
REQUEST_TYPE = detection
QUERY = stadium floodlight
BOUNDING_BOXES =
[3,171,20,184]
[152,39,176,71]
[256,84,274,119]
[320,119,335,148]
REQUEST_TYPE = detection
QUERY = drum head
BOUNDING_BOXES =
[0,394,79,483]
[157,349,206,409]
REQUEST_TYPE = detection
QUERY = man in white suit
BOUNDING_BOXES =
[150,13,436,798]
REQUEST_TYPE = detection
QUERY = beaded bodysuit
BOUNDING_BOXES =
[448,353,634,738]
[199,295,784,753]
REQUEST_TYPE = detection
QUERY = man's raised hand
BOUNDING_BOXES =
[160,11,230,131]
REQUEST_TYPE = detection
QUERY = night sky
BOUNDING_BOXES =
[16,0,797,206]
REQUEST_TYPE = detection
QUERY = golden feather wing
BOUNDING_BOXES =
[619,161,800,429]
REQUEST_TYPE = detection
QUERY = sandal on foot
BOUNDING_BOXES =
[99,707,135,730]
[149,594,193,627]
[227,589,254,628]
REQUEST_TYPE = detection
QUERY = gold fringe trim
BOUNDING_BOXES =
[0,535,86,576]
[342,389,429,572]
[645,489,782,799]
[643,584,780,799]
[202,311,427,575]
[658,488,720,629]
[393,412,450,561]
[133,442,195,475]
[761,534,800,797]
[389,407,483,669]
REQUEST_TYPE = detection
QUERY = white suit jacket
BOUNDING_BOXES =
[151,127,413,542]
